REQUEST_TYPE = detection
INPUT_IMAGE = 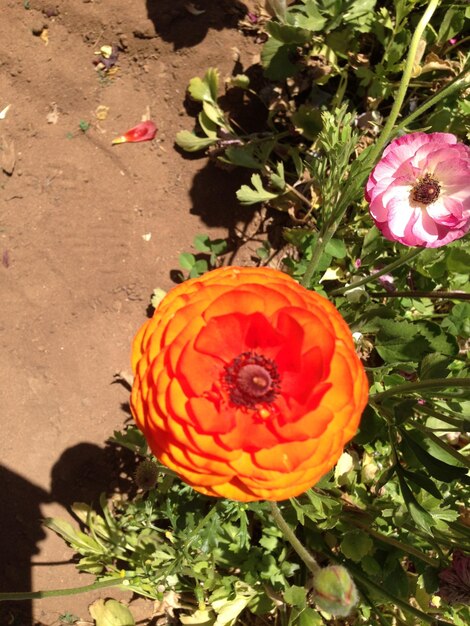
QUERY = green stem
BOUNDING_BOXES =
[0,577,124,602]
[268,502,320,575]
[331,248,422,296]
[371,290,470,301]
[367,0,440,165]
[372,378,470,403]
[349,566,453,626]
[395,67,470,133]
[346,517,438,567]
[300,227,335,288]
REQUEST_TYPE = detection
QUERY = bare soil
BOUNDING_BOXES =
[0,1,262,623]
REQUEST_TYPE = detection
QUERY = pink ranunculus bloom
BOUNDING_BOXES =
[365,132,470,248]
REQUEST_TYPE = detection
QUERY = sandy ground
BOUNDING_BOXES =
[0,1,260,623]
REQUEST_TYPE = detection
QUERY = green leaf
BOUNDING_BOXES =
[442,302,470,339]
[418,321,459,357]
[402,469,442,500]
[228,74,250,89]
[225,140,276,170]
[261,38,299,81]
[44,518,104,554]
[193,234,211,253]
[266,21,312,44]
[198,110,219,138]
[189,259,209,278]
[396,469,434,533]
[291,105,323,140]
[374,319,430,364]
[325,238,347,259]
[202,101,225,126]
[179,253,196,270]
[175,130,217,152]
[236,174,280,205]
[270,161,286,191]
[420,353,452,380]
[437,7,465,42]
[446,247,470,273]
[290,1,328,32]
[297,608,324,626]
[401,432,468,482]
[89,599,135,626]
[284,585,307,609]
[340,531,373,562]
[188,68,219,103]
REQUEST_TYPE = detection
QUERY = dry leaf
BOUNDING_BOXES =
[95,105,110,120]
[1,136,16,175]
[40,27,49,45]
[46,103,59,124]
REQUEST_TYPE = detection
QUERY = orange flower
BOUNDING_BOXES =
[130,267,368,501]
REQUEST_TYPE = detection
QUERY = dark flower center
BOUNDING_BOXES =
[222,352,281,408]
[411,173,441,205]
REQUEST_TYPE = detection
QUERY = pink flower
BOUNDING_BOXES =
[365,132,470,248]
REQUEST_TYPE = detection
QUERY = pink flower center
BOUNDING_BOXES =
[222,352,281,408]
[411,173,441,205]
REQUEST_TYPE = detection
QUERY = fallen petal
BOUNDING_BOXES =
[111,121,157,145]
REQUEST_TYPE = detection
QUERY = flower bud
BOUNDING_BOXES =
[134,459,159,491]
[313,565,358,617]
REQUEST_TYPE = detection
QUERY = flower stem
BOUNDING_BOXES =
[372,378,470,403]
[395,67,470,133]
[367,0,440,165]
[268,502,320,575]
[0,577,124,602]
[331,248,423,296]
[371,290,470,301]
[350,566,453,626]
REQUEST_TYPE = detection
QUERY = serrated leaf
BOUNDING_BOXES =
[175,130,217,152]
[270,161,285,191]
[225,140,276,170]
[284,585,307,609]
[446,247,470,273]
[261,38,299,80]
[340,531,373,562]
[420,353,451,380]
[325,238,347,259]
[236,174,279,205]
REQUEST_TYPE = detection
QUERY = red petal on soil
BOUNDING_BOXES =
[111,120,157,144]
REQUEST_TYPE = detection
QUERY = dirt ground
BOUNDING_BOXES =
[0,1,262,623]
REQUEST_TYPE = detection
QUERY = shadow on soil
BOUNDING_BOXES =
[0,442,137,626]
[146,0,248,48]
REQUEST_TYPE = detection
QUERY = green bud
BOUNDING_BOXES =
[312,565,358,617]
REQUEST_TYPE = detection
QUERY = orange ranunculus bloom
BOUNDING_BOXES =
[130,267,369,502]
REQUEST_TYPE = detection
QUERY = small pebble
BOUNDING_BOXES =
[31,20,46,36]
